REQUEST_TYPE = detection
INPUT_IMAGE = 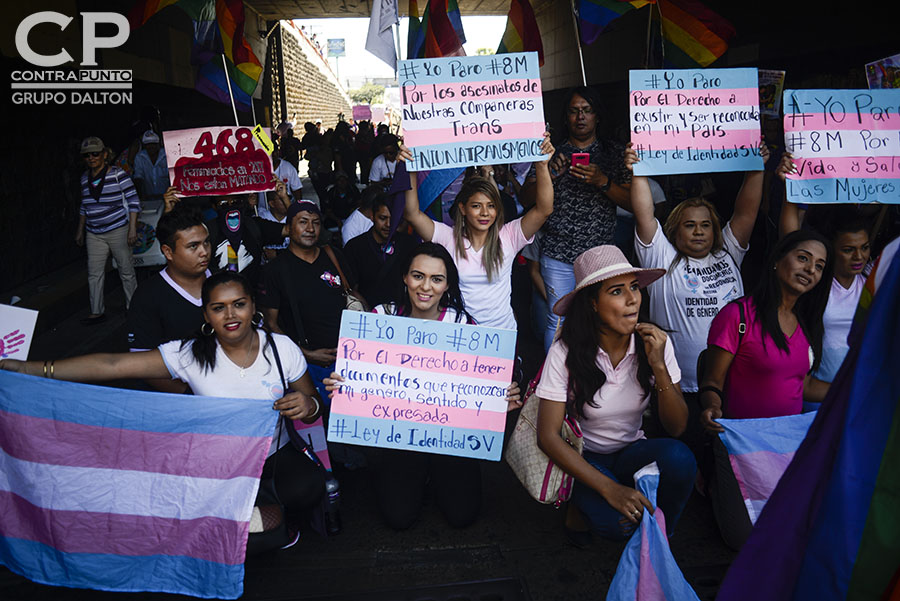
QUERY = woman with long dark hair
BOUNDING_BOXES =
[373,242,473,323]
[698,229,833,549]
[777,153,871,409]
[1,271,325,546]
[323,242,521,529]
[535,245,696,542]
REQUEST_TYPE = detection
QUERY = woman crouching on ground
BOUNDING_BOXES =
[535,245,696,543]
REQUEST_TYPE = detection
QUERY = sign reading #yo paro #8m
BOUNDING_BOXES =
[399,51,548,172]
[629,68,763,175]
[327,311,517,461]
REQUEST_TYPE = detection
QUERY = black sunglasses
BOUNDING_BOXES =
[82,151,103,158]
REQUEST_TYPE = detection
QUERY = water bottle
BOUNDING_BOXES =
[324,474,342,535]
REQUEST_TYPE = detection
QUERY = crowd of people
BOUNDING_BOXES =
[2,85,898,565]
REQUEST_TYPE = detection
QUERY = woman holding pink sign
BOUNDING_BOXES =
[323,243,523,530]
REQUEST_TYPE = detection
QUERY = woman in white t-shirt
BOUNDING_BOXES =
[624,142,769,446]
[777,153,872,409]
[324,243,522,529]
[535,245,695,542]
[0,272,325,541]
[397,134,555,330]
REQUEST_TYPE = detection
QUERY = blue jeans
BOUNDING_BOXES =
[539,255,576,352]
[574,438,697,541]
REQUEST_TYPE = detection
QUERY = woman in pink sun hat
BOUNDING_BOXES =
[535,245,696,543]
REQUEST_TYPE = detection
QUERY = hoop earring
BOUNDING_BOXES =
[252,311,265,328]
[201,322,214,336]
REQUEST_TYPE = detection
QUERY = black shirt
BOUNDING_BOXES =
[127,269,205,351]
[343,230,416,308]
[258,247,356,349]
[205,214,285,288]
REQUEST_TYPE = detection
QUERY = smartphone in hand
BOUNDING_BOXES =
[571,153,590,167]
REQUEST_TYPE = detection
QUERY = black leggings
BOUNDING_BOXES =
[376,449,482,530]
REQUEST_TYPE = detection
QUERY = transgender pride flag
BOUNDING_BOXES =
[607,463,701,601]
[718,412,816,524]
[0,371,277,599]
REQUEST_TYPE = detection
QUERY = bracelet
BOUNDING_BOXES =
[656,382,671,394]
[49,360,54,379]
[43,361,48,378]
[309,395,321,417]
[698,385,724,400]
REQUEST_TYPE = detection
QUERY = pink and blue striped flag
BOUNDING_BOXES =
[607,463,701,601]
[717,242,900,601]
[718,412,816,525]
[0,371,277,599]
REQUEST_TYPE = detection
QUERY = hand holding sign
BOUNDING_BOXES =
[165,126,275,197]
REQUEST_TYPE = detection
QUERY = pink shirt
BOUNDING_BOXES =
[431,218,532,330]
[535,334,681,453]
[707,297,810,419]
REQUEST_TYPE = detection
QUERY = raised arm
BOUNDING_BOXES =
[775,152,803,238]
[397,143,435,241]
[624,143,658,245]
[729,139,770,247]
[1,350,171,383]
[520,133,555,239]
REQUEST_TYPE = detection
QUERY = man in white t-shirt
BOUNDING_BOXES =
[368,136,399,185]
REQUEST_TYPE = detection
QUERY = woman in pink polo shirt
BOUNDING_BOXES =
[535,245,695,543]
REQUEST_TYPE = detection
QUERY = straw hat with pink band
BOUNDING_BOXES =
[552,245,666,316]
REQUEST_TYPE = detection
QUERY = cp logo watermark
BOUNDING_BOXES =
[11,11,133,106]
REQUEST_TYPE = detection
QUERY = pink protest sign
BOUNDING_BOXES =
[783,89,900,203]
[629,68,763,175]
[352,105,372,121]
[326,311,517,461]
[398,52,546,172]
[163,126,275,197]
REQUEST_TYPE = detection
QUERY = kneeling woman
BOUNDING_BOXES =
[535,246,696,541]
[0,272,325,540]
[325,243,521,529]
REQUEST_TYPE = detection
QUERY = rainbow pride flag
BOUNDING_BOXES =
[497,0,544,66]
[717,241,900,601]
[407,0,466,59]
[657,0,734,68]
[578,0,653,45]
[0,371,276,598]
[129,0,262,110]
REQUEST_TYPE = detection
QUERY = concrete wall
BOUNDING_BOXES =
[271,22,352,129]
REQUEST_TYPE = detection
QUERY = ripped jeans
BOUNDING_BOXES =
[540,254,576,352]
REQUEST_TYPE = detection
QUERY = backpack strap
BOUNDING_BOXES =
[322,244,351,294]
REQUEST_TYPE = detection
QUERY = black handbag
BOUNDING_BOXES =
[246,331,324,555]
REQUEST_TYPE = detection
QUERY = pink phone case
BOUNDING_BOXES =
[571,153,589,167]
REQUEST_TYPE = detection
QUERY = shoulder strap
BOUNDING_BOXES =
[736,297,747,345]
[322,245,351,293]
[264,329,317,457]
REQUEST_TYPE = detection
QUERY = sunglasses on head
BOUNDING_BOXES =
[82,151,102,158]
